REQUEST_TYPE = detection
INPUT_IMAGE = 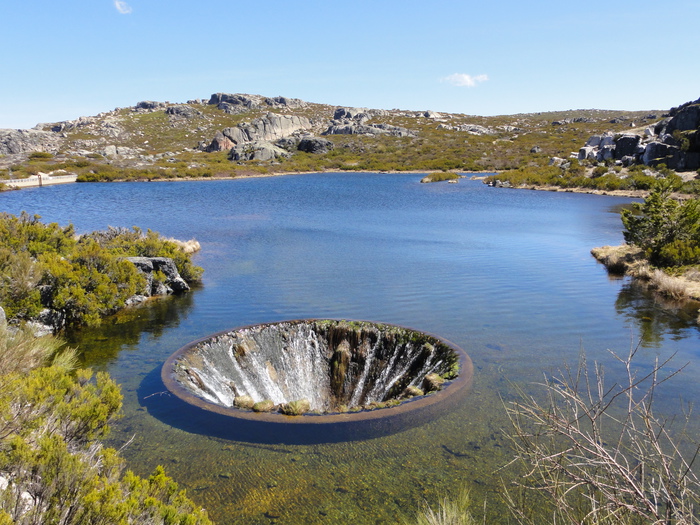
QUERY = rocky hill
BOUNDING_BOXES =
[577,97,700,171]
[0,92,682,184]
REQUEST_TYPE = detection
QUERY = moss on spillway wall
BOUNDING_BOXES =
[168,320,460,415]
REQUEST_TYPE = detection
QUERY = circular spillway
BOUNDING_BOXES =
[161,320,472,436]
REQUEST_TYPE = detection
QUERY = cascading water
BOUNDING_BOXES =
[163,319,467,417]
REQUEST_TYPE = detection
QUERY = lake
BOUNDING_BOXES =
[2,173,699,523]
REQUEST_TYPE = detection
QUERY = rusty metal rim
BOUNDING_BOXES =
[161,319,473,425]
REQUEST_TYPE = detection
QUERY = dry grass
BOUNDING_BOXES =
[167,237,201,254]
[648,269,689,300]
[0,311,76,376]
[590,245,645,274]
[504,344,700,524]
[592,244,700,312]
[410,490,479,525]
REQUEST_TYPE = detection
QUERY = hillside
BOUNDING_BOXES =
[0,93,669,184]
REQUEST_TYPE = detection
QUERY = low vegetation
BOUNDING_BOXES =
[484,162,700,195]
[0,213,202,328]
[0,98,665,188]
[621,179,700,267]
[0,316,211,525]
[416,346,700,524]
[420,172,462,183]
[416,180,700,524]
[590,180,700,308]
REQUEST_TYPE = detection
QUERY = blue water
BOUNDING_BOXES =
[2,174,698,523]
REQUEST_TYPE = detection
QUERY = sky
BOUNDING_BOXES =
[1,0,699,129]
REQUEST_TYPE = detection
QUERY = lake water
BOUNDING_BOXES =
[2,173,699,523]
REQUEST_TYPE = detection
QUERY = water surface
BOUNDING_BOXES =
[2,174,698,523]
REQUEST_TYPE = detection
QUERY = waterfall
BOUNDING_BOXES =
[171,320,459,414]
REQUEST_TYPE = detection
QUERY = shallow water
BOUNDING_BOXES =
[2,174,699,523]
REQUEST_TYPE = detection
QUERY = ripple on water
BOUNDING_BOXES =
[3,176,698,524]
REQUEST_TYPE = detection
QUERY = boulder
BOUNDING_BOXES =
[600,133,615,147]
[585,135,602,148]
[124,256,190,297]
[614,134,641,160]
[166,105,201,119]
[209,93,306,111]
[548,157,567,167]
[642,142,684,169]
[597,145,615,162]
[207,131,236,152]
[275,137,300,151]
[103,145,142,158]
[621,155,637,167]
[333,107,370,120]
[135,101,164,110]
[665,101,700,133]
[578,146,596,160]
[297,137,334,154]
[686,152,700,170]
[229,141,290,162]
[530,146,542,154]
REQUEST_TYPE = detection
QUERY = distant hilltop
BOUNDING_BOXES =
[1,92,697,183]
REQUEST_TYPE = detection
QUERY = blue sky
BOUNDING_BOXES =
[1,0,698,129]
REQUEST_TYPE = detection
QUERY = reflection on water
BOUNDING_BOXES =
[1,175,699,524]
[615,280,700,347]
[65,290,197,369]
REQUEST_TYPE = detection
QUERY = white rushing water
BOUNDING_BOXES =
[172,320,457,413]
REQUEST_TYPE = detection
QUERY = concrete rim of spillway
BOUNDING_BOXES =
[161,319,473,426]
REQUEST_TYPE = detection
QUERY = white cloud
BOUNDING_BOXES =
[114,0,132,14]
[441,73,488,87]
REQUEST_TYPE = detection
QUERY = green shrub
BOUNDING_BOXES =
[656,240,700,267]
[0,214,202,328]
[621,179,700,266]
[421,172,461,183]
[0,322,212,525]
[28,151,53,160]
[591,165,609,178]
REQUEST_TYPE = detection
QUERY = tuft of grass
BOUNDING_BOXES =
[648,268,688,300]
[0,316,76,376]
[411,490,478,525]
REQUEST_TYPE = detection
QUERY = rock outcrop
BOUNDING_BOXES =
[578,98,700,170]
[324,107,414,137]
[203,113,313,153]
[135,101,166,111]
[165,105,202,119]
[0,129,62,155]
[229,141,291,162]
[124,257,190,303]
[208,93,306,114]
[297,137,334,154]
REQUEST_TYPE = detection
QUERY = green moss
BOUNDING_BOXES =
[404,385,425,398]
[423,373,446,393]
